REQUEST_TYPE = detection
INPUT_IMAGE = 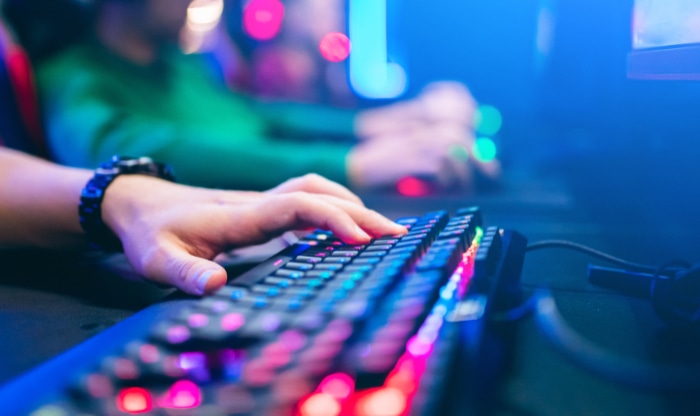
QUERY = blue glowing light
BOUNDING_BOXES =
[474,105,503,136]
[473,138,498,163]
[348,0,407,98]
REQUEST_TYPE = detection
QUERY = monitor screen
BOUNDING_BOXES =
[628,0,700,80]
[633,0,700,49]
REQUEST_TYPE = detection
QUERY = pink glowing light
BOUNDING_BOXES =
[278,330,308,351]
[319,32,351,62]
[166,325,190,344]
[117,387,153,414]
[158,380,202,409]
[138,344,160,364]
[188,313,209,328]
[221,312,245,332]
[406,336,432,357]
[243,0,285,41]
[318,373,355,400]
[86,374,113,398]
[397,177,431,197]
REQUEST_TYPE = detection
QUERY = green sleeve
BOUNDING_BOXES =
[252,100,359,140]
[43,92,353,190]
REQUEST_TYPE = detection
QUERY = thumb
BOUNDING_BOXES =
[161,247,228,295]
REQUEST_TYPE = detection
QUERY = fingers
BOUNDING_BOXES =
[314,195,408,238]
[470,155,502,180]
[268,174,364,206]
[136,242,228,296]
[253,192,406,244]
[419,82,477,127]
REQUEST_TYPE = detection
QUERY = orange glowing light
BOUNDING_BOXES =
[299,393,342,416]
[244,0,285,41]
[117,387,153,414]
[386,370,418,395]
[396,177,431,197]
[319,32,351,62]
[356,388,407,416]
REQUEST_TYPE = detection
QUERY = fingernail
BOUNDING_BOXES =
[354,225,372,241]
[394,223,409,234]
[196,270,216,294]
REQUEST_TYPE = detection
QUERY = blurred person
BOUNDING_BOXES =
[0,146,407,295]
[2,0,499,191]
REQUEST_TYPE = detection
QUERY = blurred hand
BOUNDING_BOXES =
[348,122,471,190]
[355,81,478,139]
[101,174,407,296]
[418,81,477,128]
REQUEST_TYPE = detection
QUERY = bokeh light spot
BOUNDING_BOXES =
[397,177,431,197]
[159,380,202,409]
[474,105,503,136]
[320,32,351,62]
[318,373,355,400]
[357,387,407,416]
[117,387,153,414]
[187,0,224,32]
[29,405,68,416]
[244,0,285,41]
[221,312,245,332]
[299,393,341,416]
[472,138,498,163]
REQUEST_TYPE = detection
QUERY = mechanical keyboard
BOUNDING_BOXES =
[0,207,528,416]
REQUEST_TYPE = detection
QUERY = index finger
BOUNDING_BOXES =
[252,192,406,244]
[267,174,364,206]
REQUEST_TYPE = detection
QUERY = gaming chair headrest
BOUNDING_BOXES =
[0,19,49,158]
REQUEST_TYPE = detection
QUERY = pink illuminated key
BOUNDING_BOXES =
[221,313,246,332]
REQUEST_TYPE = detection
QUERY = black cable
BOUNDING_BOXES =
[495,239,700,389]
[531,291,700,391]
[526,240,669,273]
[650,260,700,327]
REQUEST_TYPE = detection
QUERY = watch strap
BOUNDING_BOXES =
[79,156,175,252]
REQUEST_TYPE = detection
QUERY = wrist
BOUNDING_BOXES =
[79,156,175,251]
[100,175,159,245]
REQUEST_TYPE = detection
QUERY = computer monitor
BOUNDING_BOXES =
[628,0,700,80]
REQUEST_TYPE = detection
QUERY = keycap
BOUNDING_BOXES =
[284,262,315,271]
[474,226,503,279]
[33,206,531,416]
[295,256,323,264]
[275,269,305,279]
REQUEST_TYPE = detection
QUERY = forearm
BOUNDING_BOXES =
[253,100,358,139]
[46,109,354,190]
[0,148,91,249]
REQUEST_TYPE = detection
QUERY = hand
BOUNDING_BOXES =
[418,81,477,128]
[101,174,407,296]
[354,81,477,139]
[348,122,494,190]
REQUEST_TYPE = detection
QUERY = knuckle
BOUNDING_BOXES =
[301,173,324,187]
[283,191,312,206]
[366,208,381,218]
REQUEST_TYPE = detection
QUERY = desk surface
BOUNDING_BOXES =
[2,153,700,415]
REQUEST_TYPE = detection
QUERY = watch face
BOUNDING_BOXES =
[113,156,154,167]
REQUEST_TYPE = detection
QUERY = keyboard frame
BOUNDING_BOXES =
[0,216,528,416]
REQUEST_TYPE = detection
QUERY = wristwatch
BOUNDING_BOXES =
[79,156,176,252]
